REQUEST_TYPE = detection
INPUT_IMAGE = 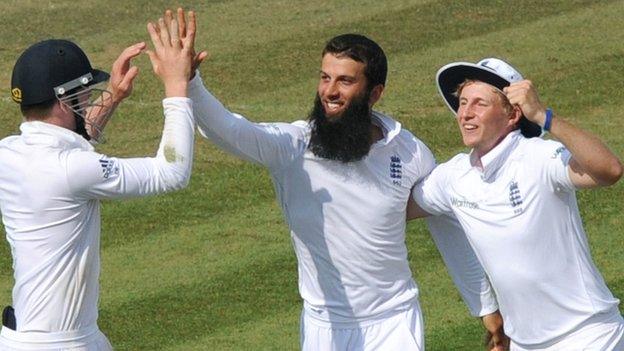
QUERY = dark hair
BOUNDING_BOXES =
[20,98,56,120]
[322,34,387,87]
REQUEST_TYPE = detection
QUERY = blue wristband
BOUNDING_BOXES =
[543,108,553,132]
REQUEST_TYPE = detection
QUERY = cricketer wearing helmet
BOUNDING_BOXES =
[0,12,198,350]
[163,8,505,350]
[409,58,624,350]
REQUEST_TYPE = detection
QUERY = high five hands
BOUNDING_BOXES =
[146,8,208,97]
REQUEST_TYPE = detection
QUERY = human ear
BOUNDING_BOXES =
[368,84,384,106]
[509,105,523,127]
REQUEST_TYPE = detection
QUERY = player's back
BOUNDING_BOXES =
[0,121,101,333]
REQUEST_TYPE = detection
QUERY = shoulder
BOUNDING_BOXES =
[258,120,308,134]
[63,150,121,192]
[377,112,432,155]
[515,136,568,163]
[396,129,435,165]
[520,136,563,151]
[0,135,21,148]
[256,120,311,158]
[432,153,469,175]
[385,122,438,180]
[63,149,111,175]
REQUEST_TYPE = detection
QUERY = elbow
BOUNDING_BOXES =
[159,163,192,192]
[601,158,623,186]
[169,171,191,191]
[179,173,191,189]
[613,159,624,183]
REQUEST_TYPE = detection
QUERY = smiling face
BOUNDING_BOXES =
[317,53,372,119]
[456,81,520,157]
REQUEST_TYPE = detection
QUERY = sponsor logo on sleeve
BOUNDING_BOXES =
[551,146,566,159]
[99,157,119,179]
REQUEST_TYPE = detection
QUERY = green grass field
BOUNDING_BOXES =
[0,0,623,350]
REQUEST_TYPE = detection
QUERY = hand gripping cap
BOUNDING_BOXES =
[436,57,542,138]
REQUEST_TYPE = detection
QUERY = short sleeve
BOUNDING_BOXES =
[412,164,452,216]
[412,137,437,184]
[531,140,575,193]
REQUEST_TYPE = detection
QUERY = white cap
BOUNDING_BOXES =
[436,57,541,138]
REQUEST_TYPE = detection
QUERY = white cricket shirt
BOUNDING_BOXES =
[0,97,194,334]
[189,74,497,323]
[413,129,620,345]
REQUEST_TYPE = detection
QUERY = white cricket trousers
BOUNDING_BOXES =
[511,310,624,351]
[300,300,424,351]
[0,325,112,351]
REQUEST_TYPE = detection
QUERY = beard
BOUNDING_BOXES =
[308,91,374,163]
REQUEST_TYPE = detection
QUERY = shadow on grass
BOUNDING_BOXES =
[99,252,299,350]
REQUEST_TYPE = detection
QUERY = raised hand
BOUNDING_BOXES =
[504,80,546,128]
[82,42,145,141]
[168,8,209,77]
[146,10,195,97]
[107,42,146,105]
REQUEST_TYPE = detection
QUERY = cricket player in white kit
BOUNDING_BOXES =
[409,58,624,350]
[0,13,198,350]
[160,8,505,348]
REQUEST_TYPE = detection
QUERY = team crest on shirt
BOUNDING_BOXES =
[508,180,524,214]
[390,155,402,185]
[99,157,119,179]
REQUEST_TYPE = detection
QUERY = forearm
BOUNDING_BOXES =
[188,72,242,146]
[549,114,622,186]
[406,196,431,221]
[504,80,622,187]
[84,98,119,140]
[154,97,195,190]
[188,72,290,166]
[426,215,499,317]
[66,98,195,199]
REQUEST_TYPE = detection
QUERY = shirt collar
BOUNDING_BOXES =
[371,110,401,146]
[20,121,94,151]
[470,129,522,181]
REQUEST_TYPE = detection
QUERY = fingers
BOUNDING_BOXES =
[503,80,533,102]
[145,49,159,72]
[109,42,145,100]
[187,10,196,42]
[181,10,196,55]
[170,18,180,44]
[196,51,209,63]
[121,42,146,59]
[158,18,171,46]
[119,66,140,90]
[146,7,198,88]
[154,8,194,49]
[147,22,163,50]
[112,42,145,72]
[191,51,209,73]
[177,8,186,38]
[153,14,183,49]
[164,9,173,28]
